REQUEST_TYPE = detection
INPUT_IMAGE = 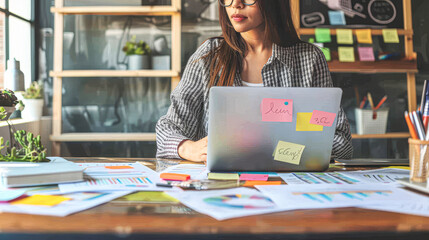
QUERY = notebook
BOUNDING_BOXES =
[0,157,84,187]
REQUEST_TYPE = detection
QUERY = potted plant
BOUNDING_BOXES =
[21,80,44,120]
[0,89,19,121]
[122,35,151,70]
[0,130,48,162]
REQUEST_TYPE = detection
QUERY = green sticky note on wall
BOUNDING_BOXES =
[336,29,354,44]
[321,47,331,61]
[338,47,355,62]
[208,173,239,180]
[273,141,305,165]
[315,28,331,43]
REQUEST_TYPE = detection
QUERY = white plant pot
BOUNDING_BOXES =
[128,55,150,70]
[21,99,44,120]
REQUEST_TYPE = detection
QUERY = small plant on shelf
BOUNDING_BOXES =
[23,80,43,99]
[122,35,151,56]
[0,89,19,120]
[0,130,48,162]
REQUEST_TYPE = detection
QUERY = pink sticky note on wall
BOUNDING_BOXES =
[309,110,337,127]
[261,98,293,122]
[358,47,375,61]
[239,174,269,181]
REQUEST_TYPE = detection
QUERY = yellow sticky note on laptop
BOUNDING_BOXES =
[338,47,355,62]
[336,29,353,44]
[356,29,372,44]
[382,29,399,43]
[11,195,71,207]
[273,141,305,165]
[296,112,323,131]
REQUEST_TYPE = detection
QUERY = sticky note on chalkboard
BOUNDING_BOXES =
[296,112,323,131]
[338,47,355,62]
[273,141,305,165]
[382,29,399,43]
[320,47,331,61]
[358,47,375,62]
[309,110,337,127]
[315,28,331,43]
[261,98,293,122]
[328,11,346,25]
[336,29,354,45]
[356,29,373,44]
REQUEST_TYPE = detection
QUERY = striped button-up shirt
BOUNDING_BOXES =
[156,38,353,159]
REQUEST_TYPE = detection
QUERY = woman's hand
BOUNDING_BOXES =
[178,137,208,162]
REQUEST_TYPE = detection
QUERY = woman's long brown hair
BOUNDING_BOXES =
[204,0,301,87]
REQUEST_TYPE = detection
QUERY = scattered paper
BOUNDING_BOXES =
[328,11,346,25]
[0,189,26,202]
[166,187,290,220]
[382,29,399,43]
[340,168,409,184]
[160,164,207,180]
[336,29,353,44]
[11,195,71,207]
[240,174,268,181]
[256,184,428,210]
[315,28,332,43]
[296,112,324,131]
[338,47,355,62]
[358,47,375,61]
[208,173,239,180]
[310,110,337,127]
[0,191,132,216]
[273,141,305,165]
[356,29,373,44]
[243,181,281,187]
[279,172,362,185]
[260,98,293,122]
[362,200,429,218]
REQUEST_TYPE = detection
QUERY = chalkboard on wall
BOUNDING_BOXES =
[300,0,404,29]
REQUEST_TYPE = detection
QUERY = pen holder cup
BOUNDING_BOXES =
[408,138,429,183]
[355,108,389,135]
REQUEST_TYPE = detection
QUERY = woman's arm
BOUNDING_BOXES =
[155,45,209,160]
[311,46,353,159]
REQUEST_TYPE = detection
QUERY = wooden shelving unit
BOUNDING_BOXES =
[291,0,417,140]
[49,0,182,155]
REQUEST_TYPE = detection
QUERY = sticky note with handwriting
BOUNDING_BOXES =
[11,195,71,207]
[356,29,373,44]
[261,98,293,122]
[382,29,399,43]
[336,29,354,45]
[273,141,305,165]
[309,110,337,127]
[296,112,323,131]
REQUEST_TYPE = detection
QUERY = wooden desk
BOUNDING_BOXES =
[1,158,429,240]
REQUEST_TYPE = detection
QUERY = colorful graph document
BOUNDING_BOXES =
[0,191,132,217]
[167,188,291,220]
[362,200,429,218]
[160,164,208,180]
[340,168,409,184]
[279,172,361,185]
[58,162,170,193]
[256,184,427,210]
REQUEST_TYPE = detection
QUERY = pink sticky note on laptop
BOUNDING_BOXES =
[309,110,337,127]
[239,174,269,181]
[358,47,375,61]
[261,98,293,122]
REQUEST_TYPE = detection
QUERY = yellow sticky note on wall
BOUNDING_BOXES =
[336,29,354,44]
[356,29,372,44]
[11,195,71,207]
[338,47,355,62]
[273,141,305,165]
[296,112,323,131]
[382,29,399,43]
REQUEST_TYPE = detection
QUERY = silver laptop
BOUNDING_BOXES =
[207,87,343,172]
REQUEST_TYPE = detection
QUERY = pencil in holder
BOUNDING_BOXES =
[355,108,389,135]
[408,138,429,183]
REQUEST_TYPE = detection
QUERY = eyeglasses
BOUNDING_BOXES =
[218,0,257,7]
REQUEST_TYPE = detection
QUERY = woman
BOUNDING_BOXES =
[156,0,353,162]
